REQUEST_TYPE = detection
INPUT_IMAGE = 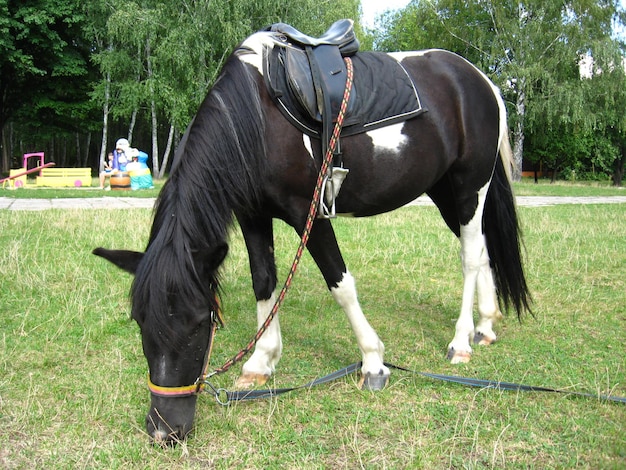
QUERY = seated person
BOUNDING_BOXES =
[99,152,115,189]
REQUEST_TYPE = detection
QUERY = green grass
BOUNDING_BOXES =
[1,178,623,199]
[0,201,625,468]
[513,178,625,196]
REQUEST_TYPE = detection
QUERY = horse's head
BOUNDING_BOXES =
[93,244,227,443]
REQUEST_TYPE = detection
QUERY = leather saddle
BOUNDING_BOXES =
[266,19,358,124]
[268,19,359,54]
[263,20,424,138]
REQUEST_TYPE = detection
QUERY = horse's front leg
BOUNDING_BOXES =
[307,220,390,390]
[235,216,282,389]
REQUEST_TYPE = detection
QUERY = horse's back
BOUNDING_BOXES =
[392,49,500,123]
[243,39,504,218]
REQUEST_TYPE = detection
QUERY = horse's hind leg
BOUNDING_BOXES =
[444,184,502,364]
[306,219,390,390]
[235,215,283,388]
[473,250,502,347]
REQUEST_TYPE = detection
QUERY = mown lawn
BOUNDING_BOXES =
[0,196,624,468]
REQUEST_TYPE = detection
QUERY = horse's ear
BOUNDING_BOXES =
[93,247,144,275]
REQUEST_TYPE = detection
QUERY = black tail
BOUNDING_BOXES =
[483,156,532,318]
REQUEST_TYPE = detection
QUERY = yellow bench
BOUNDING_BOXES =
[36,167,92,187]
[6,168,27,188]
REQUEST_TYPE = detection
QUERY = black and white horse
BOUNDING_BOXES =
[95,22,531,442]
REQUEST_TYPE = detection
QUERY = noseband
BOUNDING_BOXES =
[147,300,223,398]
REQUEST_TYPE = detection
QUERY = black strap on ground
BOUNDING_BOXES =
[207,361,626,405]
[207,362,361,405]
[386,362,626,404]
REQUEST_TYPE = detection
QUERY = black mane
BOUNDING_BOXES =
[132,51,267,344]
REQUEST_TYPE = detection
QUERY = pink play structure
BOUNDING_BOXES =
[0,153,53,188]
[22,152,47,173]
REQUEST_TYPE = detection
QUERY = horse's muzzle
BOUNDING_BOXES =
[146,395,198,444]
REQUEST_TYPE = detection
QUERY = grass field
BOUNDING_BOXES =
[0,188,624,468]
[0,177,624,199]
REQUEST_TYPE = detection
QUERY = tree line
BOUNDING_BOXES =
[1,0,361,176]
[2,0,625,185]
[374,0,626,184]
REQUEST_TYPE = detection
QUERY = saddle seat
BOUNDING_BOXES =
[268,19,359,56]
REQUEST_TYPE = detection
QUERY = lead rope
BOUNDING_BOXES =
[205,57,354,381]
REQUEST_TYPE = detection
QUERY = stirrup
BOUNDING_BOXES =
[318,167,349,219]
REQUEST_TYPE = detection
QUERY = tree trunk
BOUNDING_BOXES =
[144,37,160,176]
[75,132,80,167]
[61,138,67,167]
[151,98,159,175]
[83,132,91,167]
[612,142,625,186]
[99,74,111,172]
[1,125,9,173]
[158,123,175,179]
[511,85,525,182]
[128,109,137,144]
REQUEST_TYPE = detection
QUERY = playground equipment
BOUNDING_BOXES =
[0,152,92,188]
[109,150,154,191]
[128,150,154,190]
[36,167,92,187]
[1,162,56,188]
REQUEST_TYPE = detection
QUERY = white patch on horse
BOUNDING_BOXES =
[388,49,442,62]
[302,135,314,159]
[366,123,407,153]
[237,32,276,73]
[447,181,501,363]
[331,272,389,378]
[240,292,283,377]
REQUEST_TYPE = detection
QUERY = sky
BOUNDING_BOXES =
[360,0,411,29]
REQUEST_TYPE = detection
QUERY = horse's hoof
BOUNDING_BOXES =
[446,348,471,364]
[473,331,496,346]
[234,372,270,389]
[359,371,389,391]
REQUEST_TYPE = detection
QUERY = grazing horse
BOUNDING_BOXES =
[94,21,531,442]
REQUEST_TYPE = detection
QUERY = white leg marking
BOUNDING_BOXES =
[241,292,283,378]
[474,249,502,346]
[331,272,389,378]
[447,184,494,363]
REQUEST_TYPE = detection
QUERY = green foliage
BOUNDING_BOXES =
[88,0,361,162]
[0,0,95,131]
[2,0,361,173]
[101,0,362,129]
[374,0,626,184]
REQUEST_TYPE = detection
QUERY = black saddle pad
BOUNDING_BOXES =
[264,46,425,138]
